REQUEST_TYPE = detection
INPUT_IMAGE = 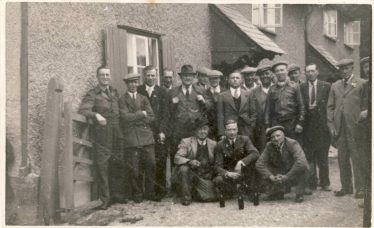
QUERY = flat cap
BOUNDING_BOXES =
[288,64,300,73]
[241,66,258,74]
[123,73,140,81]
[207,70,223,78]
[336,58,354,67]
[271,61,289,72]
[257,65,272,74]
[266,125,285,137]
[360,56,370,64]
[196,67,210,76]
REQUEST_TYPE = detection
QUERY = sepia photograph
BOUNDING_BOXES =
[4,1,372,226]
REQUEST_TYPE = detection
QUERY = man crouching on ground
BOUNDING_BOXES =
[213,119,259,201]
[256,126,308,203]
[172,117,217,206]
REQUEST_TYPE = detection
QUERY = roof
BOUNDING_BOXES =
[309,42,338,70]
[213,4,285,55]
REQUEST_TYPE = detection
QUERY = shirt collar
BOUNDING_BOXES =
[262,86,270,94]
[145,84,155,91]
[344,74,354,83]
[308,79,318,86]
[128,91,137,97]
[197,139,207,146]
[230,87,240,95]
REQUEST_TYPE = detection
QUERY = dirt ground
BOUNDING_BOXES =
[67,155,365,227]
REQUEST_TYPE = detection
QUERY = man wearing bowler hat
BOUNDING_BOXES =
[119,73,158,203]
[327,58,367,198]
[172,117,217,206]
[168,65,211,166]
[206,70,226,140]
[256,126,308,203]
[264,61,305,144]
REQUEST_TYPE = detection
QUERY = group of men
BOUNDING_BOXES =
[79,56,370,210]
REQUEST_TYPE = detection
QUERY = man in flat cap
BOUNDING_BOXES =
[168,65,211,166]
[119,73,158,203]
[162,68,175,91]
[256,126,308,202]
[264,61,305,144]
[79,65,124,209]
[195,67,211,91]
[214,119,259,201]
[206,70,226,140]
[288,64,303,85]
[241,65,260,91]
[137,65,170,200]
[172,117,217,206]
[300,63,331,192]
[252,65,273,152]
[217,71,257,141]
[327,58,367,198]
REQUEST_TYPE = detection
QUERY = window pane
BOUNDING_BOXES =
[353,33,360,44]
[148,38,158,67]
[353,21,360,32]
[136,37,147,66]
[264,8,268,25]
[252,5,259,25]
[275,8,281,24]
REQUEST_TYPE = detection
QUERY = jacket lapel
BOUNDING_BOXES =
[226,91,238,111]
[207,139,215,161]
[124,93,137,110]
[316,81,324,105]
[302,83,310,106]
[344,76,357,96]
[239,89,246,112]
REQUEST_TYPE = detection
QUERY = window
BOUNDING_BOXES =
[323,10,338,39]
[344,21,360,46]
[252,4,283,32]
[127,33,160,84]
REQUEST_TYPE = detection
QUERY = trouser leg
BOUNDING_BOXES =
[346,129,363,192]
[337,126,353,192]
[127,148,142,198]
[154,142,167,196]
[294,171,307,195]
[315,138,330,187]
[179,165,193,200]
[96,158,110,204]
[141,145,156,199]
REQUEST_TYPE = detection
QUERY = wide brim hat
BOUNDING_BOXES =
[288,64,300,73]
[207,70,223,78]
[123,73,140,82]
[193,117,210,130]
[336,58,354,68]
[271,61,289,72]
[266,125,285,138]
[178,64,197,76]
[257,65,272,74]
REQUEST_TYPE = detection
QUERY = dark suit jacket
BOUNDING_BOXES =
[256,137,308,181]
[119,92,155,148]
[300,80,331,139]
[168,84,210,139]
[251,86,268,127]
[137,84,169,135]
[214,135,259,176]
[206,87,226,138]
[327,75,367,136]
[217,89,256,137]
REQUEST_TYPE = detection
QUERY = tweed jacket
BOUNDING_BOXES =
[174,136,217,165]
[327,75,367,136]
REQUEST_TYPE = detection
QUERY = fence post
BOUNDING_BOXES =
[38,77,64,225]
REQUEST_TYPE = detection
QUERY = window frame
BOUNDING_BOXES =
[323,9,338,40]
[252,4,283,33]
[344,20,361,46]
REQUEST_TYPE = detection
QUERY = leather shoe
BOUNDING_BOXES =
[304,187,313,195]
[181,199,191,206]
[354,191,364,199]
[295,194,304,203]
[320,186,331,192]
[334,189,350,197]
[98,202,110,210]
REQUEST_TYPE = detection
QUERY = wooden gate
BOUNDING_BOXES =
[61,101,101,218]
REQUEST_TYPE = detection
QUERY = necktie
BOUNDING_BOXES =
[147,87,152,97]
[185,87,190,98]
[310,83,316,105]
[105,88,110,96]
[132,93,136,101]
